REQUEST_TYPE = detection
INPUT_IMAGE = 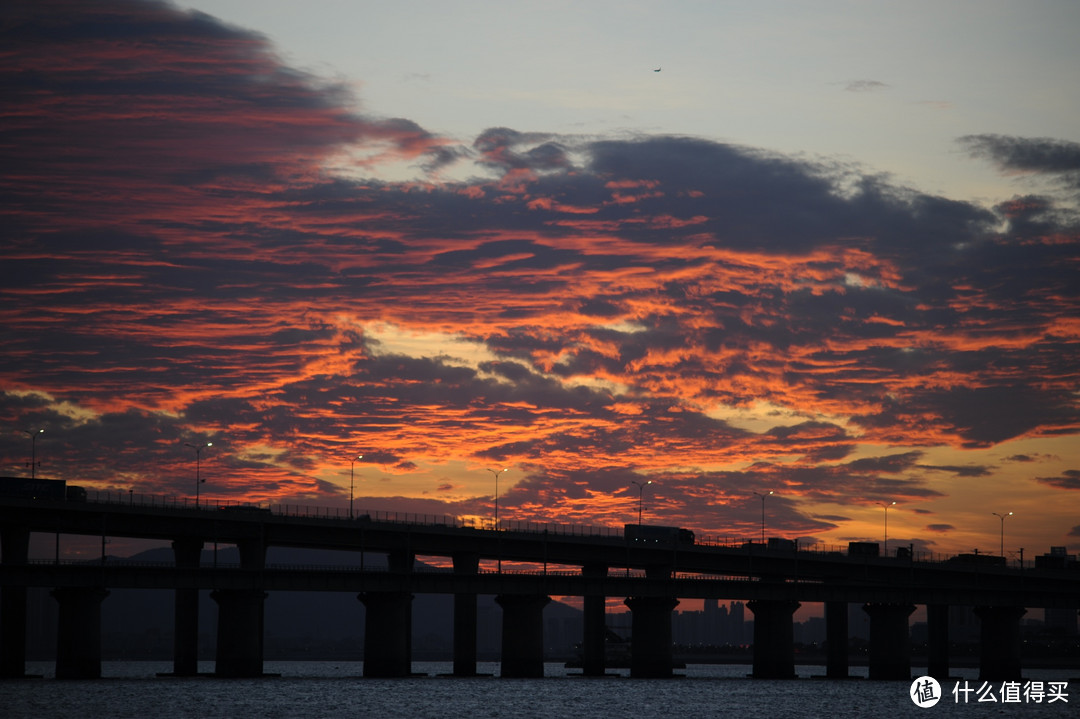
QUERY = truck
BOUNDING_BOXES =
[847,541,880,558]
[0,476,86,501]
[624,524,695,547]
[947,553,1005,567]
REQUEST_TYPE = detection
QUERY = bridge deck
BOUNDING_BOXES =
[2,496,1078,608]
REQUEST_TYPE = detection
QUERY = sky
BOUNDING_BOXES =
[2,0,1079,562]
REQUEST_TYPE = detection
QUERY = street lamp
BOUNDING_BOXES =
[350,454,363,519]
[881,501,896,556]
[488,467,509,529]
[753,491,773,545]
[630,480,653,525]
[21,428,44,479]
[184,442,212,507]
[992,511,1013,558]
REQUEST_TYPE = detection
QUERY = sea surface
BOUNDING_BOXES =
[2,661,1075,718]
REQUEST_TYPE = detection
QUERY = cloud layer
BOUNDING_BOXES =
[2,0,1078,551]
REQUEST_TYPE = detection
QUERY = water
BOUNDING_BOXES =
[2,662,1075,718]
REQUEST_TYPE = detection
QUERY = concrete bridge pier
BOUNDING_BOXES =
[863,603,915,680]
[824,601,849,678]
[359,590,414,677]
[170,539,203,676]
[747,599,800,678]
[452,552,479,677]
[212,537,267,677]
[496,593,550,678]
[581,564,608,677]
[359,549,415,677]
[926,604,950,680]
[52,587,109,679]
[1,524,31,678]
[975,606,1025,681]
[211,588,267,677]
[624,595,680,678]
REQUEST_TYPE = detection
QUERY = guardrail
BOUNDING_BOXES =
[5,488,1033,567]
[78,488,627,540]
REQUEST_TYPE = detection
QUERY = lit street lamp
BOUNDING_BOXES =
[488,467,509,529]
[21,428,44,479]
[630,480,653,525]
[881,501,896,556]
[350,454,363,519]
[753,491,773,545]
[184,441,212,507]
[993,511,1013,558]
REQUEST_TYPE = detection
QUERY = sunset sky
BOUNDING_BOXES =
[2,0,1079,561]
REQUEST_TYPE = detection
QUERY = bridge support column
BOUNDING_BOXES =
[211,589,267,677]
[824,601,849,678]
[1,525,31,678]
[496,594,550,678]
[747,599,799,679]
[52,587,109,679]
[975,606,1025,681]
[359,591,414,677]
[581,564,608,677]
[926,604,950,681]
[452,552,479,677]
[237,538,266,569]
[624,595,679,678]
[863,603,915,680]
[170,539,203,676]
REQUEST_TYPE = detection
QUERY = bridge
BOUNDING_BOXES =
[2,491,1078,681]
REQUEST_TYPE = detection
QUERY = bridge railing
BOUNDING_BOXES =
[79,488,625,540]
[51,489,1003,566]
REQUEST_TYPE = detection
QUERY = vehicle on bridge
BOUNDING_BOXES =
[0,476,86,502]
[217,503,271,515]
[624,523,695,546]
[947,552,1006,567]
[847,541,880,557]
[1036,547,1078,570]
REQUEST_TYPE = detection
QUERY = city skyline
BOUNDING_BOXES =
[2,0,1079,560]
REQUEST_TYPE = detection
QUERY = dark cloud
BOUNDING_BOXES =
[844,80,890,93]
[845,452,923,474]
[961,135,1080,206]
[918,464,993,478]
[923,386,1077,448]
[473,127,568,174]
[1035,470,1080,491]
[960,134,1080,177]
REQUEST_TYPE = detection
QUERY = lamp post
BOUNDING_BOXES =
[630,480,653,525]
[753,491,773,545]
[992,511,1013,558]
[881,501,896,556]
[184,442,211,507]
[488,467,509,529]
[350,454,363,519]
[21,429,44,479]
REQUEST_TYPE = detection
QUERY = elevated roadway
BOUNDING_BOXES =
[2,494,1078,681]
